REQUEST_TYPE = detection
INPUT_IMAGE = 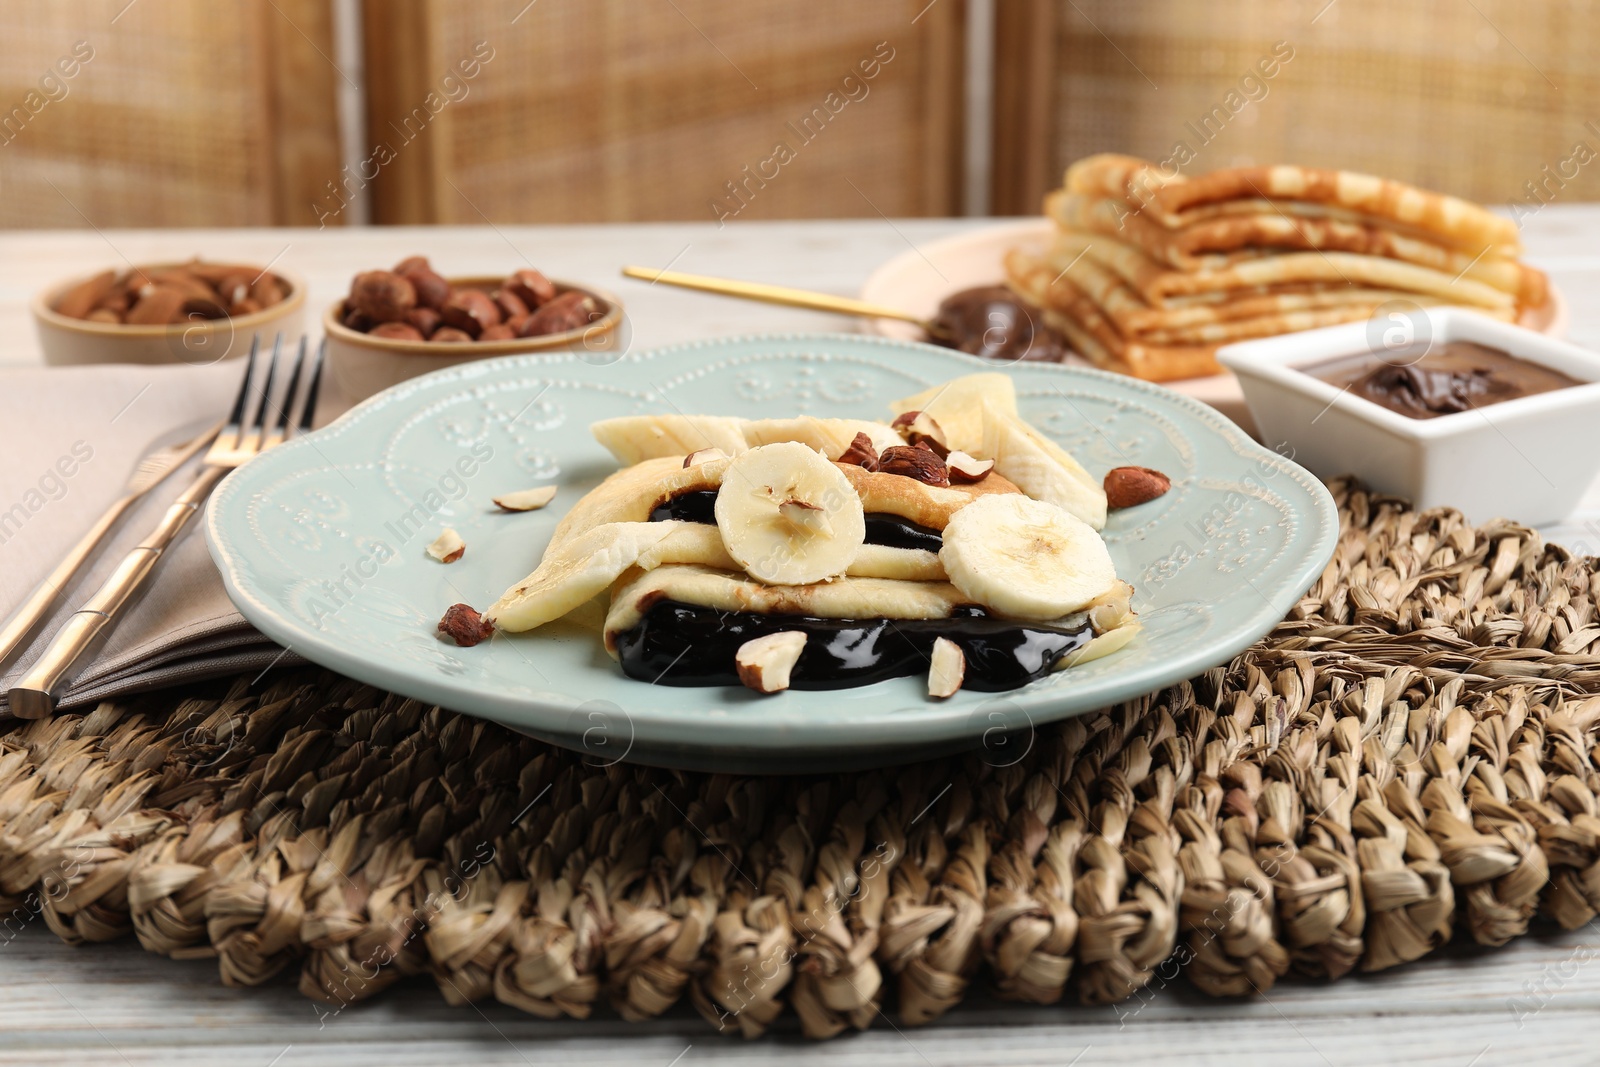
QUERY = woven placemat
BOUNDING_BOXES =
[4,478,1600,1039]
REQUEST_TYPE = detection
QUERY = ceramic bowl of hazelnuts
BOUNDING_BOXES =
[33,260,306,366]
[323,257,623,400]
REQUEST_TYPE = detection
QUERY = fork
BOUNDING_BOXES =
[7,334,324,719]
[0,420,220,675]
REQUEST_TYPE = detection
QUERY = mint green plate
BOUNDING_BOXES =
[206,334,1336,772]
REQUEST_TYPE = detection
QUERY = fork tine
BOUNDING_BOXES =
[296,337,327,437]
[224,335,261,433]
[275,336,309,435]
[247,334,282,447]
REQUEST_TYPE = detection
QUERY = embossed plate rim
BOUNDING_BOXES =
[207,333,1338,768]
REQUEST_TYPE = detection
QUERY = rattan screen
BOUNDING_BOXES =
[0,0,342,228]
[360,0,966,225]
[993,0,1599,215]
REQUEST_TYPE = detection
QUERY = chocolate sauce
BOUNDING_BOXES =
[649,489,718,525]
[928,286,1066,363]
[862,514,943,553]
[615,601,1091,691]
[1307,341,1582,419]
[650,489,944,552]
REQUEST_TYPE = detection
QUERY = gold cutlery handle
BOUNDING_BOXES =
[7,466,228,719]
[0,496,138,673]
[0,421,218,674]
[620,265,931,327]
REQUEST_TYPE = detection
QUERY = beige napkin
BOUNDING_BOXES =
[0,360,314,715]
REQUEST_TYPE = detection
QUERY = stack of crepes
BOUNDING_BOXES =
[1005,154,1551,381]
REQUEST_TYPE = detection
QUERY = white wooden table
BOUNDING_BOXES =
[3,215,1600,1065]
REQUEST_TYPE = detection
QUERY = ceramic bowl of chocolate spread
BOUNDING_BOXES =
[923,286,1067,364]
[1305,341,1582,419]
[1217,308,1600,525]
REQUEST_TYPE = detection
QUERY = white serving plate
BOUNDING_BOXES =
[1219,308,1600,525]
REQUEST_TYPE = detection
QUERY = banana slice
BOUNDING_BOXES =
[487,519,689,631]
[714,441,866,585]
[939,494,1116,620]
[890,373,1018,454]
[980,401,1108,530]
[592,415,748,465]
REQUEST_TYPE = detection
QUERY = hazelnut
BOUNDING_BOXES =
[478,323,516,341]
[492,485,558,511]
[520,290,599,336]
[405,307,442,336]
[684,447,731,467]
[342,306,375,332]
[426,527,466,563]
[86,308,121,324]
[439,288,502,337]
[876,445,950,487]
[778,499,833,538]
[735,631,807,694]
[400,265,451,310]
[927,637,965,698]
[229,296,263,316]
[892,410,949,456]
[836,432,878,469]
[371,321,425,341]
[494,288,529,321]
[945,450,994,483]
[437,603,494,647]
[1104,466,1172,509]
[394,255,433,275]
[348,270,416,323]
[505,268,556,308]
[431,326,474,343]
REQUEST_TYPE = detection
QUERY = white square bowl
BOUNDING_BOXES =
[1217,308,1600,525]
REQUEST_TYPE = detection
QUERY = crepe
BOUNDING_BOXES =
[603,564,1139,670]
[603,564,972,650]
[480,380,1140,696]
[1008,252,1225,380]
[1018,155,1549,381]
[1048,229,1516,311]
[1012,244,1415,335]
[1046,192,1546,307]
[1064,155,1522,253]
[547,453,1023,555]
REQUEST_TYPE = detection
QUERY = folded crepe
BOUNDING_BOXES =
[1047,191,1547,308]
[1063,154,1523,254]
[1048,229,1516,311]
[1012,154,1548,382]
[1018,242,1414,334]
[1008,250,1227,380]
